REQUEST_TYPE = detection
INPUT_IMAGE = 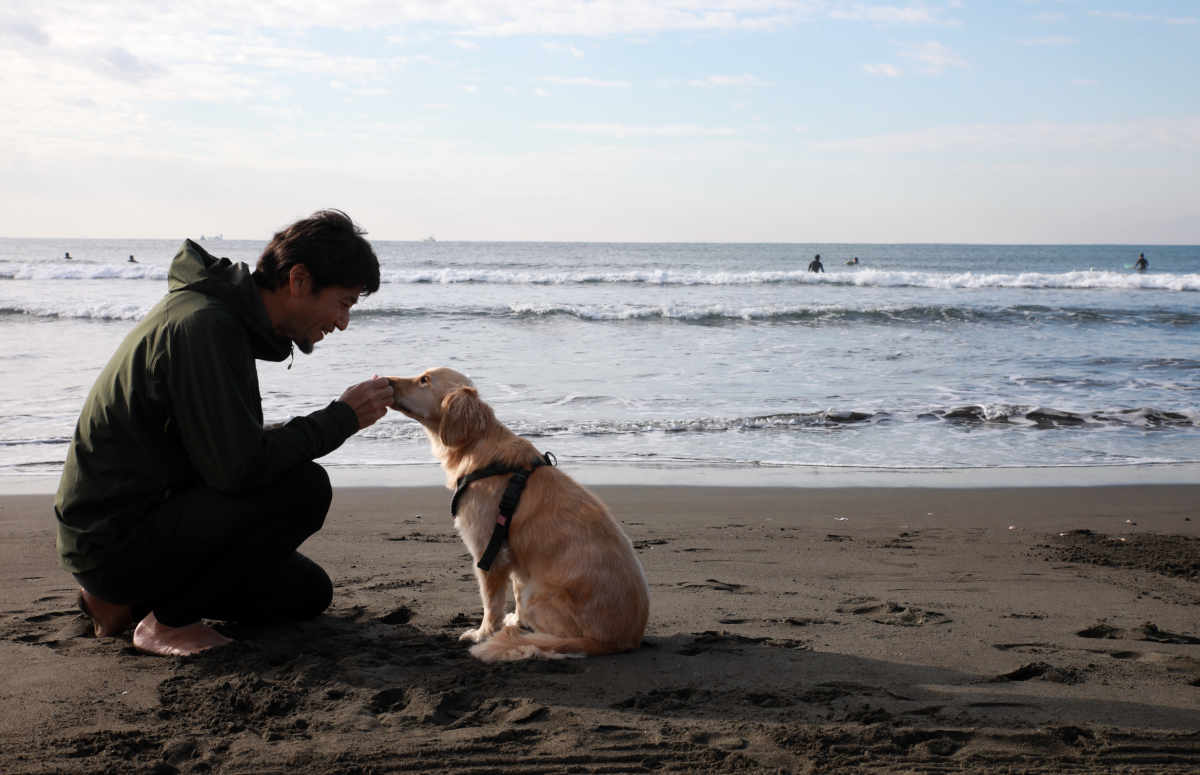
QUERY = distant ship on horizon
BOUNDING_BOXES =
[423,235,436,242]
[199,234,224,241]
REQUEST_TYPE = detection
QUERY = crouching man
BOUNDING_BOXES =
[54,210,394,656]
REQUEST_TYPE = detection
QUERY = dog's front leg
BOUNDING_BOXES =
[459,566,509,643]
[504,576,526,628]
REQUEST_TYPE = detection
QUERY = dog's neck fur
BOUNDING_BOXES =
[427,422,540,490]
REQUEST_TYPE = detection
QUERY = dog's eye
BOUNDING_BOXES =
[419,375,430,385]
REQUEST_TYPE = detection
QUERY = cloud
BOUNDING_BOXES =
[1,20,51,45]
[1019,35,1076,46]
[829,4,944,24]
[93,45,165,83]
[537,122,738,138]
[542,41,584,57]
[810,117,1200,154]
[1088,10,1197,25]
[862,63,900,77]
[687,74,768,87]
[541,75,631,87]
[901,40,967,74]
[452,39,479,49]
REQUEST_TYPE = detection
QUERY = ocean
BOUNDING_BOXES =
[2,238,1198,492]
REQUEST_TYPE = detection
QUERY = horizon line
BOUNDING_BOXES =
[1,236,1196,248]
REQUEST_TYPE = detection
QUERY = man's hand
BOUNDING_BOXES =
[339,376,393,430]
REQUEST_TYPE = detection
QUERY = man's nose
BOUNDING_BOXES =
[336,309,350,329]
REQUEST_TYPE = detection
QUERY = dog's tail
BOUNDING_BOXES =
[469,625,629,662]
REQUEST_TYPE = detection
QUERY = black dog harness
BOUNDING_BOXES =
[451,451,556,571]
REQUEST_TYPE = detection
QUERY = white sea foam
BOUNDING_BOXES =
[0,301,149,320]
[8,296,1197,326]
[4,259,1198,292]
[0,262,168,281]
[383,267,1200,291]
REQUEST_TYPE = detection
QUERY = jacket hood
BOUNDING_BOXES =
[168,239,293,362]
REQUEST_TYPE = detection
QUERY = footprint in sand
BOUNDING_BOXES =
[836,596,950,626]
[377,606,413,625]
[835,595,883,615]
[24,610,76,623]
[986,661,1087,685]
[678,578,745,593]
[1077,621,1200,645]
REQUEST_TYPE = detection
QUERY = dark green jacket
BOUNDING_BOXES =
[55,240,358,573]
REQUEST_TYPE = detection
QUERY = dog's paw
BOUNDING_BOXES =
[503,612,522,628]
[459,627,487,643]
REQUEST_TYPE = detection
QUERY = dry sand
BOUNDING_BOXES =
[2,484,1198,774]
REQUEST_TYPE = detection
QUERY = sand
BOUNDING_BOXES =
[2,484,1198,774]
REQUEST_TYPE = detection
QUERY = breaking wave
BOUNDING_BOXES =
[3,261,1198,291]
[363,406,1199,441]
[6,299,1198,327]
[389,267,1200,291]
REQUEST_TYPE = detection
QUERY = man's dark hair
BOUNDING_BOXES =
[254,209,380,295]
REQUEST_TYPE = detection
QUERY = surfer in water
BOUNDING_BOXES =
[846,256,859,266]
[808,254,824,273]
[1134,252,1148,272]
[128,255,137,263]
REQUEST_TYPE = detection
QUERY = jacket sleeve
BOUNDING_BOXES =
[164,308,359,493]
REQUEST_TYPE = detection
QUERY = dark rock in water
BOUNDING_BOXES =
[1102,408,1193,426]
[1025,408,1086,426]
[943,405,985,421]
[825,410,875,424]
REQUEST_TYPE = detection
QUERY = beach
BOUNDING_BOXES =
[3,483,1198,773]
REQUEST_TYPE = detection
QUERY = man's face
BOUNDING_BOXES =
[287,284,361,354]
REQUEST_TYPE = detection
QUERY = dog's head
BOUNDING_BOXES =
[387,367,494,449]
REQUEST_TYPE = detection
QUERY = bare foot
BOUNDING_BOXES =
[78,588,134,637]
[132,612,233,657]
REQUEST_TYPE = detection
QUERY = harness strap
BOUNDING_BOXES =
[450,452,557,571]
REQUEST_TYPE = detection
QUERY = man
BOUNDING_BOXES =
[54,210,394,657]
[808,253,824,273]
[1134,252,1148,272]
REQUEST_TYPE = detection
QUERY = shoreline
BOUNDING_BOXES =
[4,459,1200,495]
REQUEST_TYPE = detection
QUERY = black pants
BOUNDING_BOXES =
[75,462,334,628]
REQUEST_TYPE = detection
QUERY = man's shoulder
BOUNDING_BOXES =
[158,289,241,328]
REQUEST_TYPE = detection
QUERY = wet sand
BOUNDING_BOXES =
[2,484,1198,773]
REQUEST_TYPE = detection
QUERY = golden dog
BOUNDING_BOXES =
[387,367,649,661]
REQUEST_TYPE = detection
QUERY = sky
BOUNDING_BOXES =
[2,1,1198,243]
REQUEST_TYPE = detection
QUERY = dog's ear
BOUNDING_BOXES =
[438,386,492,448]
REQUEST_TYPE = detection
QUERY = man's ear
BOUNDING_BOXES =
[438,386,492,448]
[287,264,312,296]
